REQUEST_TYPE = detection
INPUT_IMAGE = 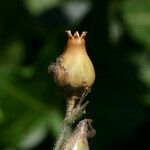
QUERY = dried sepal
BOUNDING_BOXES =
[63,119,96,150]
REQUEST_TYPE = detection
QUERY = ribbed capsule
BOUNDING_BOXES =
[49,30,95,95]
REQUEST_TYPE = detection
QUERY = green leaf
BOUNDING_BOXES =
[23,0,60,15]
[122,0,150,47]
[0,66,63,148]
[0,40,25,65]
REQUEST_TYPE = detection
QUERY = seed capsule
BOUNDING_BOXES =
[49,30,95,96]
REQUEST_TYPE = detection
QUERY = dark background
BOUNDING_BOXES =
[0,0,149,149]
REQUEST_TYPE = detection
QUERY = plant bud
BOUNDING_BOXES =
[49,30,95,96]
[63,119,96,150]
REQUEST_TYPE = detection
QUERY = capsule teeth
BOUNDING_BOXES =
[81,31,87,38]
[74,31,80,38]
[66,30,87,39]
[66,30,73,38]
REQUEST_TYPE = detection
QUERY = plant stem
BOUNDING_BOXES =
[53,122,71,150]
[53,96,88,150]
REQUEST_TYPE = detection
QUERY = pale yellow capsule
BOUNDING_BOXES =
[49,30,95,91]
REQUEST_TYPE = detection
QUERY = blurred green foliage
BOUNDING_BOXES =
[0,0,149,149]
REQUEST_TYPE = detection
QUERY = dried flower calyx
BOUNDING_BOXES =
[48,30,95,96]
[63,119,96,150]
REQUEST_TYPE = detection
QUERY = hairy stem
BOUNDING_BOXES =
[53,122,71,150]
[53,96,88,150]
